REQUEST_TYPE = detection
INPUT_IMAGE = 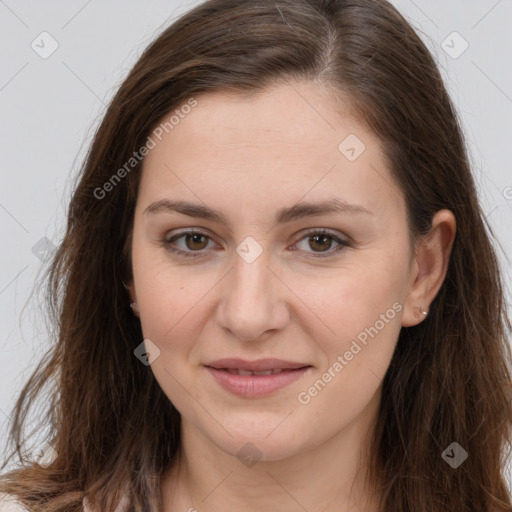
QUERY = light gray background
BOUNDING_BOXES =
[1,0,511,482]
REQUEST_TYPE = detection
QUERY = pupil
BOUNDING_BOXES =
[187,234,207,250]
[310,235,331,252]
[183,234,332,252]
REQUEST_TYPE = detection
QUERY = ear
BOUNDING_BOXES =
[401,209,456,327]
[125,278,140,317]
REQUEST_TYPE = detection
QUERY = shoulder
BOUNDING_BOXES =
[0,493,29,512]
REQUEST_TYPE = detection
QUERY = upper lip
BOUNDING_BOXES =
[205,358,311,372]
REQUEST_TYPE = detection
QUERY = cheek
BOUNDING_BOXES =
[289,249,408,355]
[136,271,206,347]
[295,287,402,436]
[132,223,410,346]
[131,231,209,323]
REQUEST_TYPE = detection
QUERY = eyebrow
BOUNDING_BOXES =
[143,198,373,226]
[143,198,375,226]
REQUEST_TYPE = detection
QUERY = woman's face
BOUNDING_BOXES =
[129,80,418,461]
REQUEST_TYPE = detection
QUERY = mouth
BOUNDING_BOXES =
[205,358,311,372]
[204,358,312,398]
[214,368,295,376]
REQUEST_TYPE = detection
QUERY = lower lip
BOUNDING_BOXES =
[205,366,311,398]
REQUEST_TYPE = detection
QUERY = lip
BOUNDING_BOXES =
[206,358,309,371]
[204,358,312,398]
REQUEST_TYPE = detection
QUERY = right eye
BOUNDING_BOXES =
[162,230,217,258]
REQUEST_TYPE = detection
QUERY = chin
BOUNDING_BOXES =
[217,436,303,464]
[203,417,311,464]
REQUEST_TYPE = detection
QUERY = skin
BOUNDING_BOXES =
[127,80,456,512]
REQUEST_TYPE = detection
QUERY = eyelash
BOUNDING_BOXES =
[162,228,350,259]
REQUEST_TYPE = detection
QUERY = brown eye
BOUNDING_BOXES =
[163,231,215,258]
[294,229,349,258]
[184,233,209,250]
[308,234,333,252]
[163,229,349,260]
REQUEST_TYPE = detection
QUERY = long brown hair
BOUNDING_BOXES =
[1,0,511,510]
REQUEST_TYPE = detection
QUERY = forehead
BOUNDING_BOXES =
[159,81,354,154]
[138,81,405,223]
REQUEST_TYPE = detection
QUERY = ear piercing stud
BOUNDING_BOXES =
[127,281,429,319]
[414,306,428,319]
[122,281,138,312]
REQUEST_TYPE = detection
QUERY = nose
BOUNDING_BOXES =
[215,248,290,341]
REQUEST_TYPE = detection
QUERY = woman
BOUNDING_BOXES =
[1,0,511,511]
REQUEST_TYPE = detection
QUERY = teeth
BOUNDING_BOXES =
[224,368,285,376]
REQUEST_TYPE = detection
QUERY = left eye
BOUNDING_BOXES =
[163,229,349,259]
[293,231,348,256]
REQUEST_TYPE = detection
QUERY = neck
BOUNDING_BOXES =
[161,390,383,512]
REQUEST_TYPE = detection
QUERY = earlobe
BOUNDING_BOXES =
[413,306,429,319]
[402,303,429,327]
[129,302,140,316]
[401,209,456,327]
[122,278,140,317]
